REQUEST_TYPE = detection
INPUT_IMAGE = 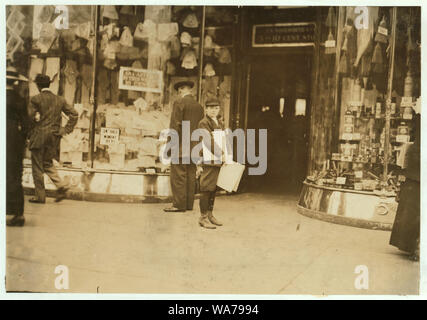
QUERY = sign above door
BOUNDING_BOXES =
[252,22,315,47]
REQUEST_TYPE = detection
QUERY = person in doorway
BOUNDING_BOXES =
[6,66,30,227]
[197,99,224,229]
[389,103,420,261]
[28,74,78,203]
[164,80,204,213]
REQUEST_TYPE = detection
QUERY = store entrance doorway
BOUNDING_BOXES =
[244,53,312,194]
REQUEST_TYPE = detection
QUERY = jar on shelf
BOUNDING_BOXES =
[343,109,355,138]
[375,99,382,119]
[391,97,396,115]
[398,121,409,135]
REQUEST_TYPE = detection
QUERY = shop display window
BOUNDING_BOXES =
[15,5,236,172]
[306,7,420,195]
[92,5,237,172]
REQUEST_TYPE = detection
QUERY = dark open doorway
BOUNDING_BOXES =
[245,53,312,194]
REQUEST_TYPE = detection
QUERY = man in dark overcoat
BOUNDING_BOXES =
[390,107,421,261]
[28,74,78,203]
[6,66,30,226]
[164,80,204,212]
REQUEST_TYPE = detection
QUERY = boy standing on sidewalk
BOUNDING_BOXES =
[197,99,224,229]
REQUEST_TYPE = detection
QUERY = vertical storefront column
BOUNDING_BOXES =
[89,5,99,168]
[307,6,339,174]
[331,7,345,154]
[197,6,206,103]
[307,7,322,174]
[382,7,397,186]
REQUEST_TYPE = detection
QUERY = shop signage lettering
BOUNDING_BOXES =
[119,67,163,93]
[252,23,315,47]
[100,128,120,145]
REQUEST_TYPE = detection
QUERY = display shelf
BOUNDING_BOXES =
[297,181,397,230]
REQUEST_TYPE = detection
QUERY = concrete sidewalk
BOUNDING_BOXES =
[6,193,419,295]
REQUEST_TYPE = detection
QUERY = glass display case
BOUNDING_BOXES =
[305,7,420,196]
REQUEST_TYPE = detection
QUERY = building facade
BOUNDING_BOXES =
[6,6,421,227]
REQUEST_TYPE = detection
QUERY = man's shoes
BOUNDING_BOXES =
[6,215,25,227]
[55,186,69,202]
[410,240,420,261]
[199,213,216,229]
[29,198,45,204]
[163,207,186,212]
[208,211,223,226]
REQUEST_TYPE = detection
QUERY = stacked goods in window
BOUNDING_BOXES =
[201,6,235,127]
[93,6,174,172]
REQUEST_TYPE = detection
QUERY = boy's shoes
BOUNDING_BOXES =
[207,211,223,226]
[199,213,216,229]
[164,207,186,212]
[6,215,25,227]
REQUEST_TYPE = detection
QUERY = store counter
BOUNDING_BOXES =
[297,181,397,230]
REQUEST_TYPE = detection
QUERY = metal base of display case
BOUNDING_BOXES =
[22,165,172,203]
[297,182,397,231]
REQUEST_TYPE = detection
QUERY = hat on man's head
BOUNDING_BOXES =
[34,73,51,86]
[205,98,220,107]
[174,80,194,91]
[6,66,28,82]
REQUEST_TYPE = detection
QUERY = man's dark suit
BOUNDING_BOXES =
[28,89,78,202]
[169,94,204,210]
[6,88,29,215]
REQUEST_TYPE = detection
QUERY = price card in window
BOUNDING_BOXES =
[355,171,363,179]
[401,96,413,106]
[342,133,353,140]
[396,135,410,143]
[349,100,362,107]
[403,112,413,120]
[336,177,346,185]
[378,26,388,36]
[325,40,336,48]
[100,127,120,145]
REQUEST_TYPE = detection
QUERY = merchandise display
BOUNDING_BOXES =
[23,5,237,172]
[306,7,420,196]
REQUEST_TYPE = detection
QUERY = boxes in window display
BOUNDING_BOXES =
[98,104,171,170]
[60,129,89,167]
[105,107,169,135]
[108,143,126,169]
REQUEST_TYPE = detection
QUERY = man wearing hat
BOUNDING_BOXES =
[164,80,204,212]
[6,66,30,226]
[28,74,78,203]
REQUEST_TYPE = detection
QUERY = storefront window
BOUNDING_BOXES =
[11,5,237,173]
[92,6,197,172]
[22,5,94,168]
[307,6,421,194]
[6,6,34,162]
[201,6,236,128]
[92,5,236,172]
